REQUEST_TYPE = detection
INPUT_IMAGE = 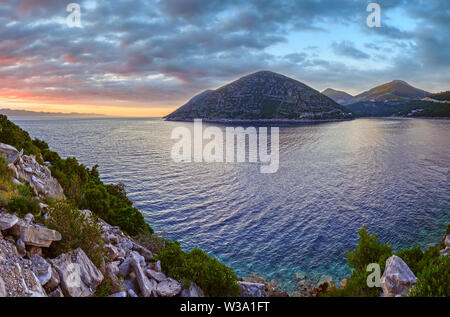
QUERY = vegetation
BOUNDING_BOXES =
[409,255,449,297]
[325,226,393,297]
[156,240,241,297]
[324,225,449,297]
[430,91,450,101]
[44,201,105,268]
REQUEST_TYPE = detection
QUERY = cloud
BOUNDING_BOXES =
[332,41,370,59]
[0,0,448,112]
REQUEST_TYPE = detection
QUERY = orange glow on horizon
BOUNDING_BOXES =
[0,96,177,117]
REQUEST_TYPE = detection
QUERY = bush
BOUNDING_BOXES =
[409,255,449,297]
[397,245,440,275]
[45,201,105,268]
[326,226,393,297]
[6,197,41,218]
[157,241,240,297]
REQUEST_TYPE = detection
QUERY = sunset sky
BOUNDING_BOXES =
[0,0,449,116]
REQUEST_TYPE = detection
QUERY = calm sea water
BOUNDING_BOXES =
[11,117,450,293]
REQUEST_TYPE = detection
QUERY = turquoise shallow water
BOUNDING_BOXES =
[11,117,450,293]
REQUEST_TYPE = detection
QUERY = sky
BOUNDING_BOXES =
[0,0,449,116]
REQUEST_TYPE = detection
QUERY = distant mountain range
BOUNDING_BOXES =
[321,88,354,105]
[166,71,353,121]
[0,109,104,117]
[323,80,431,105]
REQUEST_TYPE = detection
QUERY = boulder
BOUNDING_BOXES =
[10,219,61,248]
[381,255,417,297]
[109,291,127,297]
[156,278,182,297]
[238,281,266,297]
[105,244,120,261]
[50,248,104,297]
[132,243,153,261]
[30,254,52,285]
[0,276,6,297]
[15,238,26,257]
[145,269,166,283]
[131,255,155,297]
[0,143,19,159]
[48,286,64,297]
[44,267,60,292]
[127,289,138,297]
[0,212,18,231]
[149,260,162,272]
[13,154,65,199]
[118,256,132,277]
[180,282,205,297]
[23,213,34,224]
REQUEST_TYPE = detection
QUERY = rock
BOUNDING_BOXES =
[7,149,23,165]
[131,256,155,297]
[0,143,19,159]
[145,269,166,283]
[50,248,104,297]
[439,246,449,256]
[156,278,182,297]
[106,234,119,245]
[0,276,6,297]
[149,260,162,272]
[127,289,138,297]
[105,244,120,261]
[28,246,43,257]
[132,243,153,261]
[381,255,417,297]
[10,219,61,248]
[15,238,26,257]
[339,278,348,289]
[48,286,64,297]
[44,267,60,292]
[180,282,205,297]
[123,277,139,295]
[23,213,34,224]
[30,254,52,285]
[118,257,132,277]
[0,212,19,231]
[237,281,266,297]
[109,291,127,297]
[12,178,23,186]
[445,235,450,248]
[13,154,65,199]
[105,262,124,294]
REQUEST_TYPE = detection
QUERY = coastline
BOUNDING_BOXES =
[164,117,354,124]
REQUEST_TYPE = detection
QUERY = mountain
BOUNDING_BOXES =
[0,108,104,117]
[321,88,354,105]
[351,80,430,103]
[166,71,353,121]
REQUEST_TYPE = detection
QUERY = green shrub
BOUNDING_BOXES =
[326,226,393,297]
[157,241,241,297]
[7,196,41,217]
[397,245,441,276]
[45,201,105,268]
[409,255,449,297]
[0,115,41,158]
